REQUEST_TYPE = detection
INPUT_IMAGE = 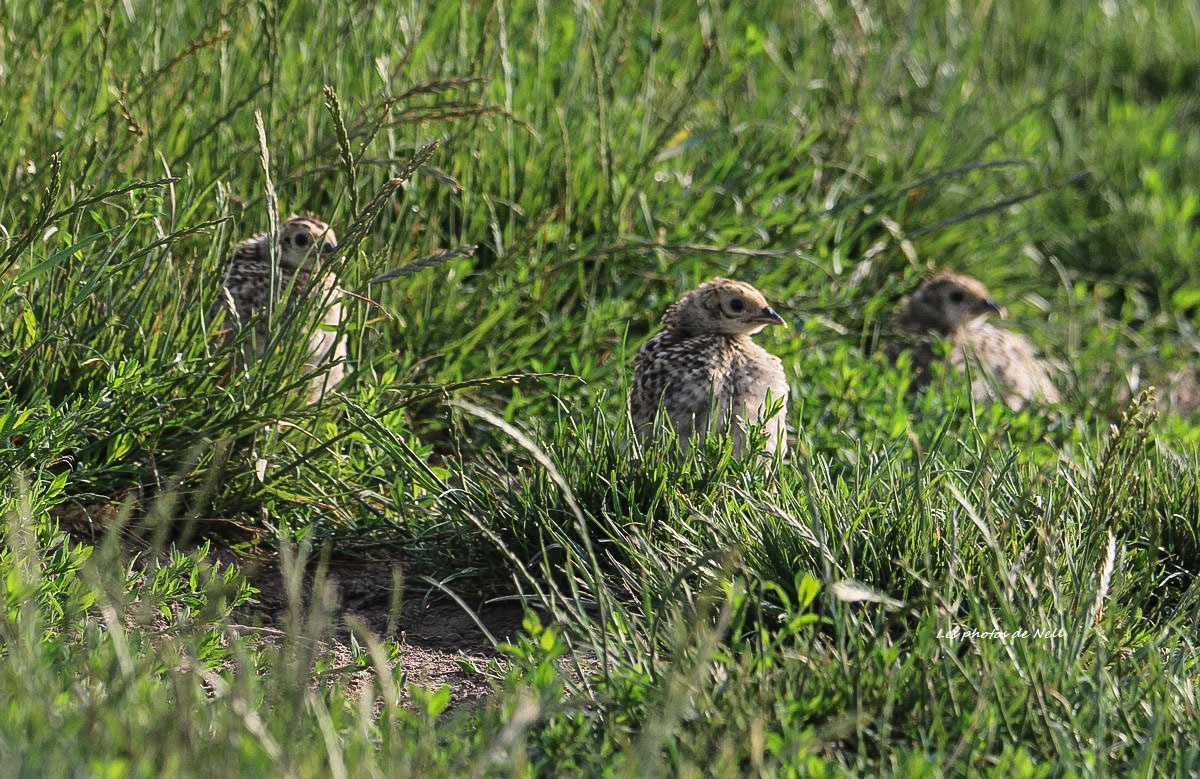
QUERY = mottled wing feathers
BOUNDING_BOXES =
[631,332,729,446]
[959,322,1061,407]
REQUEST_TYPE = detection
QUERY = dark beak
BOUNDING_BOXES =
[322,242,338,255]
[982,297,1007,319]
[755,306,787,327]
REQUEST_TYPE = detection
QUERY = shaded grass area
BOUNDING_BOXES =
[2,0,1199,774]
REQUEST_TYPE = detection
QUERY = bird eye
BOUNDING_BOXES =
[294,232,311,248]
[949,290,965,304]
[728,298,746,313]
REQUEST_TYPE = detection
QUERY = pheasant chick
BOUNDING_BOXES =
[888,272,1060,409]
[216,214,346,402]
[630,278,790,457]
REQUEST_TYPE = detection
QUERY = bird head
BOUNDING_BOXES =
[901,272,1006,335]
[277,215,338,271]
[663,278,787,336]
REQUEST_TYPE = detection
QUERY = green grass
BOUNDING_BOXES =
[2,0,1200,775]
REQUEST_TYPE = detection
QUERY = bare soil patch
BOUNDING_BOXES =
[214,550,527,706]
[54,500,528,705]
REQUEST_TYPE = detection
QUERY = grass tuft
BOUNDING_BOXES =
[1,0,1198,774]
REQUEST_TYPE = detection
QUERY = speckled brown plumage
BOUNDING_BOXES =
[214,215,346,402]
[887,272,1060,409]
[630,278,789,456]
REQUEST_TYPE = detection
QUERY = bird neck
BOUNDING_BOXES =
[894,301,955,338]
[660,301,684,330]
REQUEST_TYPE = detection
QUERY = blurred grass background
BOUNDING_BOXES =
[1,0,1198,774]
